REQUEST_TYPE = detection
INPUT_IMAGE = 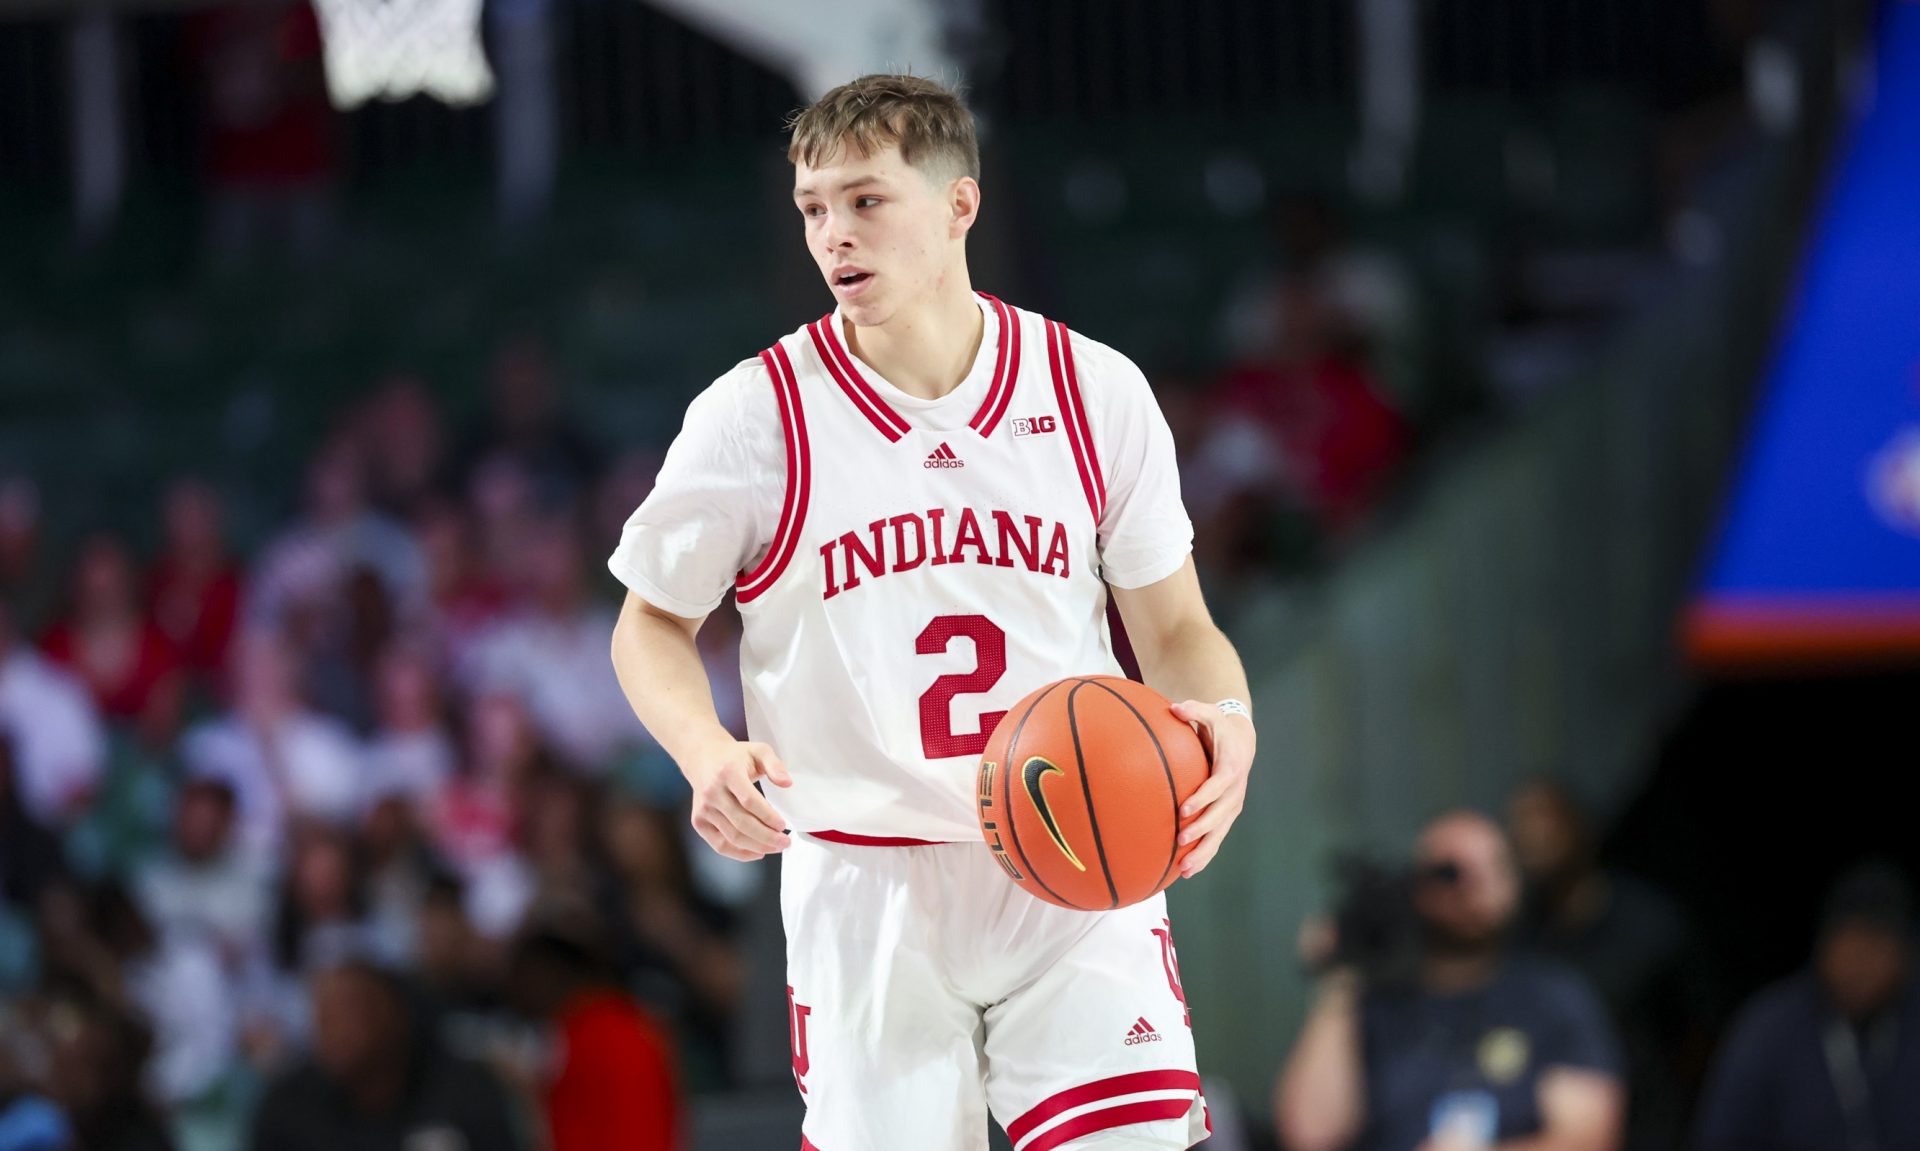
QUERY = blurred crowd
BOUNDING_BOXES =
[1169,196,1419,603]
[0,338,746,1151]
[1270,781,1919,1151]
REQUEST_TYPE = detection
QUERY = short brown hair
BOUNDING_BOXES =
[786,74,980,182]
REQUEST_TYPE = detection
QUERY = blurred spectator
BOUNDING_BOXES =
[464,515,658,774]
[190,3,336,262]
[37,882,235,1111]
[1213,275,1410,537]
[0,479,56,637]
[147,478,242,694]
[415,874,504,1026]
[133,776,273,975]
[270,826,370,977]
[1276,811,1623,1151]
[360,789,443,966]
[364,642,456,807]
[40,533,185,748]
[0,600,107,828]
[600,796,743,1083]
[1221,196,1424,412]
[430,692,540,902]
[246,434,428,644]
[354,375,452,520]
[44,994,174,1151]
[521,773,605,921]
[94,886,236,1109]
[466,456,542,609]
[506,928,682,1151]
[0,1015,71,1151]
[1507,778,1716,1151]
[246,959,522,1151]
[1694,864,1920,1151]
[299,562,398,730]
[458,337,603,514]
[414,499,511,671]
[178,630,362,859]
[0,735,67,914]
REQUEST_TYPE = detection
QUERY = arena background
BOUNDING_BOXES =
[1,0,1915,1149]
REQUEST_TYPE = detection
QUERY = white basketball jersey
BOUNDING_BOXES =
[609,293,1194,842]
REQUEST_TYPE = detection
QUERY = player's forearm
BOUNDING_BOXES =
[610,594,735,770]
[1275,974,1367,1151]
[1131,615,1251,712]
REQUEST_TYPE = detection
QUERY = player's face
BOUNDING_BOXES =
[794,143,976,327]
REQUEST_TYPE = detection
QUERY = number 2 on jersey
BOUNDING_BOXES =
[916,615,1007,758]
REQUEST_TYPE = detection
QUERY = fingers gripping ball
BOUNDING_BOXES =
[976,676,1209,910]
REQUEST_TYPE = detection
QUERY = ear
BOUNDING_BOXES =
[949,176,982,239]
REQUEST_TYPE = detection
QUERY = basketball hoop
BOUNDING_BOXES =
[309,0,495,109]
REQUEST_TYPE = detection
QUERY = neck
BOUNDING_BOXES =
[845,273,983,401]
[343,1058,406,1114]
[1423,948,1502,993]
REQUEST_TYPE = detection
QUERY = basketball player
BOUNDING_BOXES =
[609,75,1255,1151]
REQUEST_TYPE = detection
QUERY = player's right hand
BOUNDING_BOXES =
[685,737,794,861]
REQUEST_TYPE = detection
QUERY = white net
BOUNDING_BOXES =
[309,0,495,109]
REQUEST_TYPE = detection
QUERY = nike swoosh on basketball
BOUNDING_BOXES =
[1021,756,1086,872]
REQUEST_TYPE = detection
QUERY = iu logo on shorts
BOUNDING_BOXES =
[1151,920,1190,1028]
[788,986,813,1093]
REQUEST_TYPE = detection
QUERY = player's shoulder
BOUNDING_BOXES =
[675,353,786,455]
[1029,314,1156,413]
[699,353,776,402]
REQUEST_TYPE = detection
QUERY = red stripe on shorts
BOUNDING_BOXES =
[1021,1097,1198,1151]
[1007,1069,1202,1145]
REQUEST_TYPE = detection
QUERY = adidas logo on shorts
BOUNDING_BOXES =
[923,442,965,469]
[1123,1017,1161,1046]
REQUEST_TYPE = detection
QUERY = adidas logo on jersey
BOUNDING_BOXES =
[1124,1017,1162,1046]
[924,442,965,469]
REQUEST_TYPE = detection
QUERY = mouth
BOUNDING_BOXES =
[831,268,875,297]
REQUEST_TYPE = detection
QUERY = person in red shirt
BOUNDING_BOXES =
[148,479,243,696]
[41,533,184,747]
[507,927,682,1151]
[190,3,337,259]
[1216,277,1409,535]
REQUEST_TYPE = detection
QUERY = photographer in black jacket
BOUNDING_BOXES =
[1275,811,1623,1151]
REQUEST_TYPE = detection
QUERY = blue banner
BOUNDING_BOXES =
[1690,0,1920,664]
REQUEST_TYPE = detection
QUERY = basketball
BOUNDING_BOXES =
[976,675,1211,911]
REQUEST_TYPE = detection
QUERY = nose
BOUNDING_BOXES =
[820,211,856,254]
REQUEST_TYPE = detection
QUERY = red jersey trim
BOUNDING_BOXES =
[1046,319,1107,524]
[969,293,1022,438]
[800,1138,825,1151]
[736,342,812,603]
[1007,1069,1202,1145]
[809,296,1021,443]
[808,830,949,847]
[809,318,911,442]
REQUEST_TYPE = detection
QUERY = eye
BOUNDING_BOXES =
[802,204,825,218]
[855,196,882,209]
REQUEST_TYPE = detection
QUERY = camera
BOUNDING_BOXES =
[1318,854,1432,988]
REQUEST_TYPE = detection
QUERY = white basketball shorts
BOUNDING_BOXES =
[781,833,1211,1151]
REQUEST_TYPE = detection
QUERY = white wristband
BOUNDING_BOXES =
[1215,698,1251,720]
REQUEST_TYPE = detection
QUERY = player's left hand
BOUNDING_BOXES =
[1169,700,1255,878]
